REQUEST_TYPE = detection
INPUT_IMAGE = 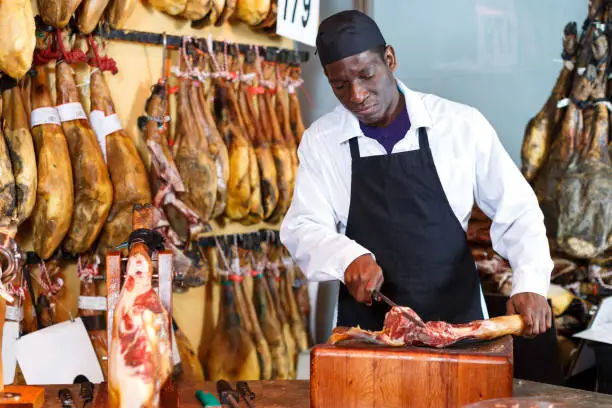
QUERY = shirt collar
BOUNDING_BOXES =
[336,79,433,144]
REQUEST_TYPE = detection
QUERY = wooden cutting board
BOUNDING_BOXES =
[311,335,514,408]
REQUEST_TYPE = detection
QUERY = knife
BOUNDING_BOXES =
[370,289,427,328]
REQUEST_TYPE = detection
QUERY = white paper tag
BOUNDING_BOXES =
[564,60,575,71]
[89,110,122,163]
[30,107,61,128]
[557,98,570,108]
[57,102,88,122]
[578,67,586,76]
[5,305,23,322]
[2,321,20,384]
[78,296,107,311]
[16,318,104,384]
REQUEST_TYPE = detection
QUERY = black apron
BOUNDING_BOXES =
[337,127,483,330]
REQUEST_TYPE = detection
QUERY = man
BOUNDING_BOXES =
[280,10,554,337]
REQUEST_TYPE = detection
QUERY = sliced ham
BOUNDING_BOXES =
[109,205,172,407]
[329,306,525,348]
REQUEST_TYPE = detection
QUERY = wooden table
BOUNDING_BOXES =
[37,379,612,407]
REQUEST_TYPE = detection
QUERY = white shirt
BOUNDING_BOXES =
[280,79,553,299]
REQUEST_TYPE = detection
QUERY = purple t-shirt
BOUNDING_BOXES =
[359,105,411,154]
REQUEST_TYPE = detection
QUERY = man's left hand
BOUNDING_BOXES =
[506,292,552,337]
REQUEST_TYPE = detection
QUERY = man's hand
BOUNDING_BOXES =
[506,292,552,337]
[344,254,384,305]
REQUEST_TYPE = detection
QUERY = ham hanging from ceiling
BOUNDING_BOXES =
[242,54,279,219]
[0,0,35,80]
[195,52,229,220]
[174,50,218,224]
[56,32,113,254]
[88,46,152,257]
[521,22,578,182]
[29,68,74,260]
[106,0,138,28]
[0,96,16,231]
[77,0,111,34]
[288,65,306,145]
[234,0,270,26]
[2,83,37,229]
[109,205,172,407]
[38,0,84,28]
[329,306,525,349]
[556,48,612,259]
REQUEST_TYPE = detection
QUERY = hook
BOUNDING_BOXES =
[161,32,168,81]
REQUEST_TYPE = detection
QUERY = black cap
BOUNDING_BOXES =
[315,10,386,66]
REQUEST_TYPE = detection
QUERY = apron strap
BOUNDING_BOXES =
[418,127,431,151]
[348,137,361,159]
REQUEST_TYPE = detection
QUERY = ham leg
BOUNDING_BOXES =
[109,205,172,408]
[329,306,525,349]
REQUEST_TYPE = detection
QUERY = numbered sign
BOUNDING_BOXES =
[276,0,320,47]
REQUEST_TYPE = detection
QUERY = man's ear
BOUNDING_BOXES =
[385,45,397,72]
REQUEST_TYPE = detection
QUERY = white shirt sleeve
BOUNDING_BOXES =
[280,130,373,283]
[471,108,553,298]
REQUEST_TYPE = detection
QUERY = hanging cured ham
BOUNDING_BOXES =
[241,55,278,219]
[38,0,84,28]
[77,0,112,34]
[0,0,35,80]
[180,0,212,20]
[227,52,262,225]
[259,60,292,223]
[234,0,270,26]
[195,53,229,219]
[329,306,525,349]
[556,42,612,258]
[288,65,305,145]
[109,205,172,408]
[205,275,260,381]
[56,37,113,254]
[0,97,15,230]
[174,50,218,224]
[2,85,37,228]
[106,0,138,28]
[276,62,298,193]
[89,57,152,256]
[148,0,188,16]
[215,0,236,25]
[521,23,579,183]
[29,69,74,260]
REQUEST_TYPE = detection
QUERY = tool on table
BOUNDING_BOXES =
[57,388,74,408]
[195,390,222,407]
[370,289,427,328]
[216,380,240,408]
[73,375,94,408]
[236,381,256,407]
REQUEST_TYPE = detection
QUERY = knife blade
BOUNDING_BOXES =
[370,289,427,328]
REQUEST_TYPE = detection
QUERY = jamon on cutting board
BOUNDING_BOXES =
[109,205,172,408]
[329,306,525,349]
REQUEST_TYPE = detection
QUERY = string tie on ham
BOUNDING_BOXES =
[86,34,118,74]
[56,29,87,65]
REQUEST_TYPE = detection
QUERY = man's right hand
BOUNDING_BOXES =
[344,254,384,305]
